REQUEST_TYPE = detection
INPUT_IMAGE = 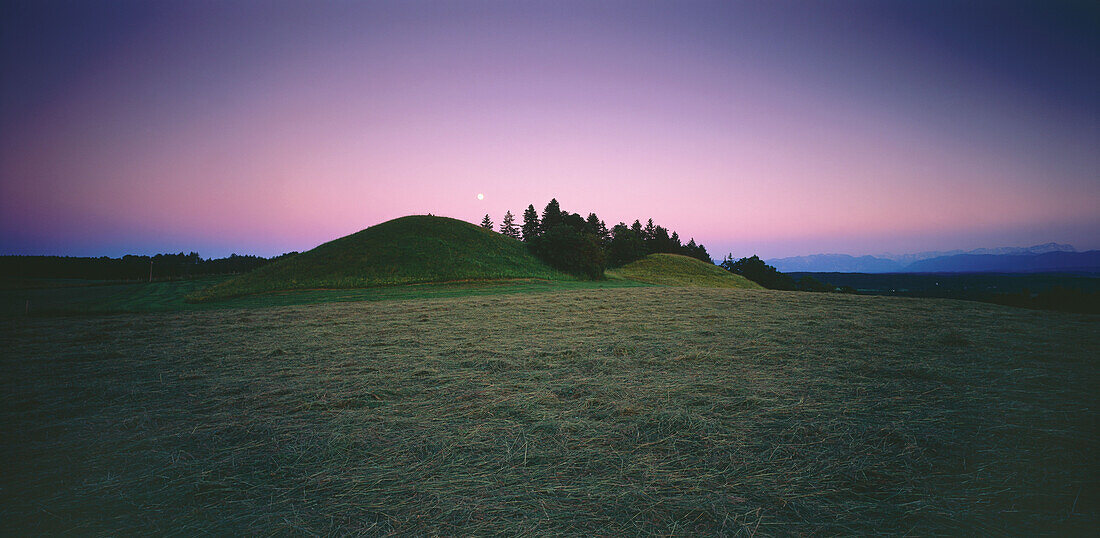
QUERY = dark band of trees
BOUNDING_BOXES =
[0,252,297,281]
[485,198,713,279]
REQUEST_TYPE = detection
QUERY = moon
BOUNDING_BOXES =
[477,193,484,200]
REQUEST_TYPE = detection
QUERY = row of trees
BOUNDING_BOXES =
[719,254,856,293]
[481,200,856,293]
[0,251,298,281]
[719,255,796,290]
[480,199,712,279]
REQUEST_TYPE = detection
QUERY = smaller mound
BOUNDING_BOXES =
[608,254,764,289]
[189,215,571,301]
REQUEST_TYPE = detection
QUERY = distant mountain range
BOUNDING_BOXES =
[768,243,1100,273]
[875,242,1076,266]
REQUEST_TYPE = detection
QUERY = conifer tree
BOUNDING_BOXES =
[585,213,602,235]
[500,210,520,239]
[521,204,540,242]
[540,198,564,233]
[480,214,494,229]
[652,225,671,252]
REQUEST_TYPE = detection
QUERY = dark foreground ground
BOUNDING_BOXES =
[2,287,1097,535]
[792,271,1100,313]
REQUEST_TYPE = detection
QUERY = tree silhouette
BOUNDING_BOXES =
[562,212,586,233]
[499,210,520,239]
[0,251,290,281]
[521,205,540,242]
[585,213,610,245]
[682,238,712,263]
[480,214,494,230]
[607,223,646,267]
[532,224,606,279]
[643,219,656,242]
[721,254,796,290]
[540,198,564,233]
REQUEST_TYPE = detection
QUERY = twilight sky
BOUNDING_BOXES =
[2,0,1097,259]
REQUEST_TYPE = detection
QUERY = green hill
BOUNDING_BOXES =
[608,253,764,289]
[189,215,571,301]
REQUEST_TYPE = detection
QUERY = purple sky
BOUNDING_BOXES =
[2,1,1097,259]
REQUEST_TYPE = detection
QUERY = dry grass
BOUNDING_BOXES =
[1,287,1097,535]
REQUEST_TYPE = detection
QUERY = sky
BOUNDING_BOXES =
[1,0,1097,260]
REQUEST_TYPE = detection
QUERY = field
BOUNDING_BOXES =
[3,286,1097,535]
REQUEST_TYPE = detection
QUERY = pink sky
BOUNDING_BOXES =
[2,2,1097,259]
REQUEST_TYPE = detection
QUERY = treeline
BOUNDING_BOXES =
[720,255,857,293]
[0,251,298,281]
[481,198,712,278]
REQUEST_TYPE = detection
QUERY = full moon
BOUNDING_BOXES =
[477,193,484,200]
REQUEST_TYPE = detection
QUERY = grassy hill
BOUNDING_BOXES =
[189,215,572,301]
[608,253,764,289]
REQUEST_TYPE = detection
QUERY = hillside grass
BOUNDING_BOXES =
[0,276,649,316]
[2,287,1096,535]
[608,253,764,289]
[189,215,573,302]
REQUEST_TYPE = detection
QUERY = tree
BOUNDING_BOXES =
[721,254,796,290]
[643,219,656,242]
[682,239,712,264]
[480,214,494,230]
[697,244,712,264]
[521,205,540,242]
[796,275,832,292]
[607,223,646,267]
[500,210,520,239]
[540,198,564,234]
[651,225,671,253]
[584,213,611,243]
[596,219,610,245]
[562,212,586,233]
[532,225,606,279]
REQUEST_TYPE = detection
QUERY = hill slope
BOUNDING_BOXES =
[190,215,571,301]
[609,253,764,289]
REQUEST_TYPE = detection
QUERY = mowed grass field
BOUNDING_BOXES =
[2,286,1097,535]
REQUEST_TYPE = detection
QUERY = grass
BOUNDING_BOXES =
[1,276,235,315]
[608,253,764,289]
[0,250,762,317]
[2,287,1096,534]
[0,276,649,316]
[189,215,573,302]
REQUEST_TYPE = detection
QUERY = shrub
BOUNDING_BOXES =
[720,254,796,290]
